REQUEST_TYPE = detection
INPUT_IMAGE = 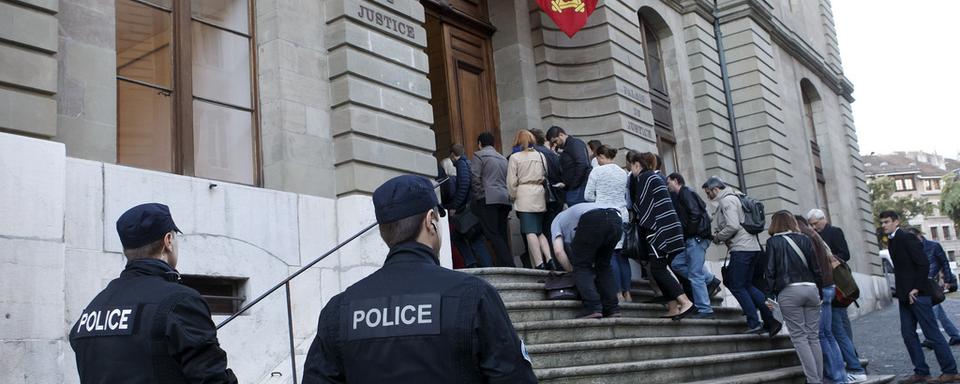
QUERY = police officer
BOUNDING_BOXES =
[302,175,537,383]
[69,203,237,383]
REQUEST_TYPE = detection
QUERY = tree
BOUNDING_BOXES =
[942,173,960,229]
[868,176,933,227]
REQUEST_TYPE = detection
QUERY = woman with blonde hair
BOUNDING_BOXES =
[764,210,824,384]
[507,129,554,269]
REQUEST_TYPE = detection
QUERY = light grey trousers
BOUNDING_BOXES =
[779,284,824,384]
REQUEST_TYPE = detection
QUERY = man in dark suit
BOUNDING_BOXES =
[545,126,592,206]
[880,210,959,383]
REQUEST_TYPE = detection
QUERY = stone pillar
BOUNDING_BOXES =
[325,0,437,196]
[490,0,542,145]
[818,0,842,74]
[532,2,657,153]
[681,12,739,184]
[257,0,337,198]
[718,15,798,213]
[0,0,58,138]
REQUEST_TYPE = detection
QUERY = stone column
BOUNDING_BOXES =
[258,0,337,197]
[718,15,798,213]
[325,0,437,196]
[532,1,657,153]
[0,0,58,139]
[490,0,542,145]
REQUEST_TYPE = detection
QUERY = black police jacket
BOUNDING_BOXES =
[69,259,237,384]
[302,242,538,384]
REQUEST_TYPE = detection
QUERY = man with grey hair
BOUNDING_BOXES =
[806,208,850,263]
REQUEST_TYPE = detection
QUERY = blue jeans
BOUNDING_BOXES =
[932,304,960,341]
[672,238,714,314]
[728,251,775,328]
[565,184,587,206]
[610,249,631,292]
[451,232,492,267]
[831,306,864,374]
[820,286,846,383]
[900,296,958,376]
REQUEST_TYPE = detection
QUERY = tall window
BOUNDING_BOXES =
[944,226,953,241]
[931,226,940,240]
[640,16,676,173]
[800,81,828,213]
[116,0,258,185]
[924,179,942,191]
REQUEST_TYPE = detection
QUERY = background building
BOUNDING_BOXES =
[864,151,960,260]
[0,0,889,382]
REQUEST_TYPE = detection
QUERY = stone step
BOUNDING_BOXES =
[526,334,793,369]
[514,317,749,344]
[461,267,553,285]
[491,281,726,306]
[505,300,742,322]
[629,288,725,306]
[535,348,800,383]
[683,360,891,384]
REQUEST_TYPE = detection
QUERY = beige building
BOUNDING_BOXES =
[0,0,889,382]
[864,151,960,260]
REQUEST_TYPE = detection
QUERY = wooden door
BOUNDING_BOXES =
[424,3,499,159]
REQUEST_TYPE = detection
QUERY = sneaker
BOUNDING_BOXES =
[846,373,867,383]
[897,375,931,384]
[923,340,936,349]
[603,312,623,318]
[577,312,602,320]
[742,324,764,334]
[950,338,960,346]
[708,278,722,298]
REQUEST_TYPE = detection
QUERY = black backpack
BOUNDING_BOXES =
[737,194,766,235]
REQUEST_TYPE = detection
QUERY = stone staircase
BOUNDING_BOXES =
[463,267,896,384]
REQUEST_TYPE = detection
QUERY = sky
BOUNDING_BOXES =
[831,1,960,159]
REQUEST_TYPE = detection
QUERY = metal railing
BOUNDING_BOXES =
[215,178,447,383]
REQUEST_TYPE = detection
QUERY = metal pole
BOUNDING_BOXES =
[284,283,298,384]
[714,0,748,193]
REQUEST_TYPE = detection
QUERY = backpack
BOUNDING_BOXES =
[737,194,766,235]
[833,261,861,307]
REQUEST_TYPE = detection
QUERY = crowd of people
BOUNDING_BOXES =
[437,126,896,384]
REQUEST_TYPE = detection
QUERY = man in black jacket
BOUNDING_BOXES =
[545,126,592,206]
[881,210,959,383]
[807,208,851,262]
[303,175,537,383]
[70,203,237,383]
[667,173,721,319]
[442,144,492,268]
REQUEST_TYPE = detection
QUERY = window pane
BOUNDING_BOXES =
[192,0,249,34]
[192,22,251,108]
[117,80,173,172]
[193,100,254,185]
[116,0,173,88]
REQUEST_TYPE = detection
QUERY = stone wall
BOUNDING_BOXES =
[0,131,451,383]
[0,0,59,138]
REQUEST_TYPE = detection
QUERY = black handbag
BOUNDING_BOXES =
[539,153,557,204]
[544,273,579,300]
[621,220,643,262]
[929,278,946,306]
[450,204,480,237]
[720,256,731,290]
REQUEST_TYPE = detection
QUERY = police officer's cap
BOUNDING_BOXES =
[373,175,445,224]
[116,203,182,249]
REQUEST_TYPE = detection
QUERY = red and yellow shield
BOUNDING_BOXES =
[536,0,599,38]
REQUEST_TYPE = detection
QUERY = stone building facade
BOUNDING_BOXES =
[0,0,889,382]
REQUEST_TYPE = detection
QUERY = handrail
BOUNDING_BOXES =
[213,177,449,383]
[215,220,379,329]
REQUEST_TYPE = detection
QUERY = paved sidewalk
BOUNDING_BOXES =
[853,295,960,380]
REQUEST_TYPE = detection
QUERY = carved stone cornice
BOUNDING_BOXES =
[661,0,855,102]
